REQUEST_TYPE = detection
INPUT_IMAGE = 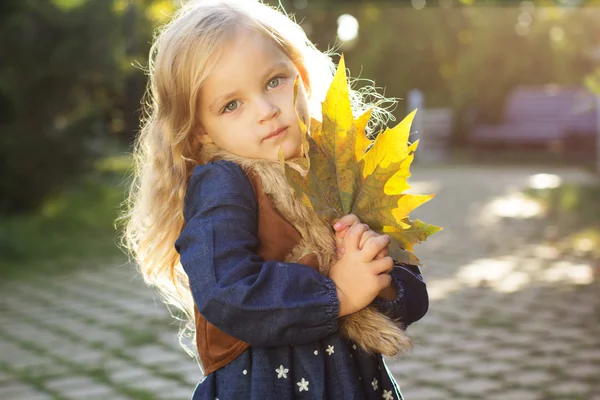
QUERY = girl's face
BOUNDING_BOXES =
[197,31,310,161]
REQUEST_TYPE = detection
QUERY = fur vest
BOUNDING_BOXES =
[194,144,412,375]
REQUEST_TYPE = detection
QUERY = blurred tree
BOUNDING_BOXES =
[283,1,600,145]
[114,0,178,144]
[0,0,122,214]
[0,0,192,214]
[2,0,597,216]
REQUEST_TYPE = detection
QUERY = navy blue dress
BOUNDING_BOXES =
[175,160,429,400]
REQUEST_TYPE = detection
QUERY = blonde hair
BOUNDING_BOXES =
[121,0,396,355]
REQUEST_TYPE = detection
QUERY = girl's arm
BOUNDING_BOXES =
[175,160,339,347]
[371,261,429,329]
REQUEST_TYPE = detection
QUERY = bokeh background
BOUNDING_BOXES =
[1,0,599,399]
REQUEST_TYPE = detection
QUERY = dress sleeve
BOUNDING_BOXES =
[175,160,339,347]
[371,261,429,329]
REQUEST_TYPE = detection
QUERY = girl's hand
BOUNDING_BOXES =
[333,214,395,302]
[333,214,388,259]
[330,223,394,317]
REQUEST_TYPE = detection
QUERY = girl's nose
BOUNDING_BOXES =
[257,97,280,122]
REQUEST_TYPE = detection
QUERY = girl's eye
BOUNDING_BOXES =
[267,77,283,89]
[223,100,240,113]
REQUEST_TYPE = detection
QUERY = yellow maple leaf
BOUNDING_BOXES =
[282,55,442,265]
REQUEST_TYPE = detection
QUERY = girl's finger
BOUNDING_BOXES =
[343,223,369,253]
[360,235,391,262]
[341,232,387,259]
[358,231,378,250]
[333,214,360,231]
[370,256,394,275]
[376,271,393,291]
[374,248,388,260]
[335,226,350,242]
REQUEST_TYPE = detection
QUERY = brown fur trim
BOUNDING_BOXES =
[200,144,413,356]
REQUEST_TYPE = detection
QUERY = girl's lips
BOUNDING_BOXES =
[264,126,288,140]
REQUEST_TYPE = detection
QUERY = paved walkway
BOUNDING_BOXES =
[1,165,599,400]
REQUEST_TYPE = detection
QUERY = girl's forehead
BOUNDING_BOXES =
[198,32,301,111]
[204,32,296,86]
[220,32,290,68]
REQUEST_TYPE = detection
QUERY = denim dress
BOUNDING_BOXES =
[175,160,429,400]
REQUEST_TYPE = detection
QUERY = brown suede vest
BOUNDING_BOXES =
[193,170,320,375]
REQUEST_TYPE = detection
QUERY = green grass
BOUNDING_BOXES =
[0,153,133,279]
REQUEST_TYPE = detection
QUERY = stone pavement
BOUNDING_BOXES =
[1,165,599,400]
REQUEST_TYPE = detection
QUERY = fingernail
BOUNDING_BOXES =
[334,222,341,229]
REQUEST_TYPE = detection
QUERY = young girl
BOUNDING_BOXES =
[123,0,428,398]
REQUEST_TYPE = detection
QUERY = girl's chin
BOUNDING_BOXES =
[284,147,303,161]
[276,142,303,161]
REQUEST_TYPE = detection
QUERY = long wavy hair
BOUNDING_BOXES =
[121,0,396,355]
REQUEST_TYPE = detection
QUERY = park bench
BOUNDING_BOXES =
[470,85,597,149]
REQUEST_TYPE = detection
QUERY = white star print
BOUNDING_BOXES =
[297,378,309,392]
[352,344,357,350]
[326,345,335,355]
[242,369,247,375]
[314,350,318,355]
[371,378,379,391]
[275,365,288,379]
[382,390,394,400]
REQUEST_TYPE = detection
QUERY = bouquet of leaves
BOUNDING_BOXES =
[281,55,441,267]
[276,56,441,356]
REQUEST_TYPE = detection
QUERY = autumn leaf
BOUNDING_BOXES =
[282,56,442,265]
